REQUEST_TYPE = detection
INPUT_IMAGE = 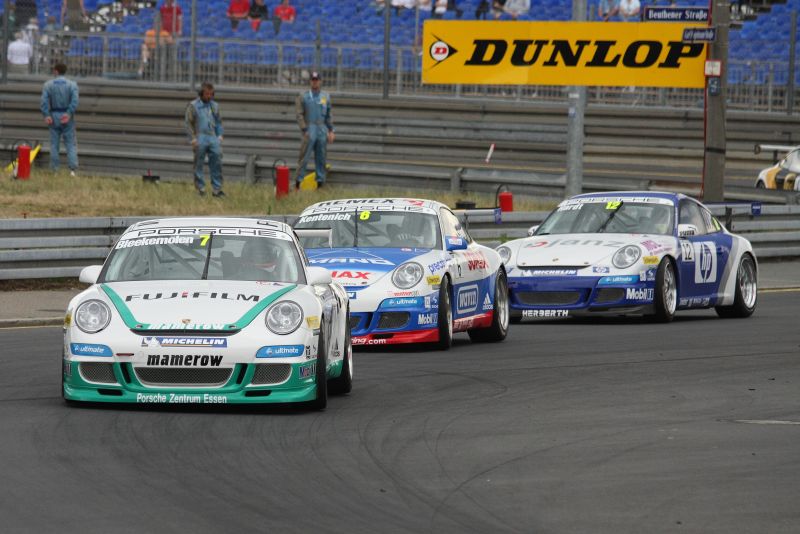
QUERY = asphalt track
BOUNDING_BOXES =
[1,291,799,534]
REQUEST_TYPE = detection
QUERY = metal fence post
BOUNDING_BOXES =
[101,35,108,77]
[395,48,402,95]
[189,0,197,91]
[768,63,773,113]
[788,10,797,115]
[217,38,224,85]
[336,47,342,91]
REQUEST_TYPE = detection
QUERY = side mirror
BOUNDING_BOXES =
[527,225,539,237]
[79,265,103,285]
[306,266,332,285]
[445,236,468,251]
[678,224,698,238]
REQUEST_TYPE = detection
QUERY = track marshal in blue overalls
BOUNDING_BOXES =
[295,71,335,188]
[40,62,80,175]
[185,82,225,197]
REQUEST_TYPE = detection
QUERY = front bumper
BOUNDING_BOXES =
[349,292,439,346]
[62,359,325,404]
[507,274,656,318]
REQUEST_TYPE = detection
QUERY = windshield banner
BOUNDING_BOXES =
[422,21,707,88]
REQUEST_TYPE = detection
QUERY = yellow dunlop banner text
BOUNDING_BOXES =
[422,21,707,88]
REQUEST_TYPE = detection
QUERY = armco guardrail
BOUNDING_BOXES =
[1,206,798,280]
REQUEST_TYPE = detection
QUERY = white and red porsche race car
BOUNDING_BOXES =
[294,198,509,348]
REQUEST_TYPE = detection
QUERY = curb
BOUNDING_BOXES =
[0,317,64,328]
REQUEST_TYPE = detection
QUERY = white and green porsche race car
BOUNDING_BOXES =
[63,217,351,410]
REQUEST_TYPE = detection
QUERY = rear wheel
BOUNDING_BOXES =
[755,181,766,189]
[468,270,509,342]
[651,257,677,323]
[329,307,353,395]
[715,254,757,318]
[309,326,328,410]
[435,276,453,351]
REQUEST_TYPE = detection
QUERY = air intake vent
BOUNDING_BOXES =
[377,312,409,329]
[79,363,117,384]
[517,291,581,306]
[251,364,292,385]
[594,288,625,304]
[134,367,232,387]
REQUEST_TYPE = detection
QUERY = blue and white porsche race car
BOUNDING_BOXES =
[63,217,351,410]
[497,192,758,322]
[294,198,509,348]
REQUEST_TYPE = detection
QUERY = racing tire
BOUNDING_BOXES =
[435,276,453,351]
[329,307,353,395]
[309,326,328,410]
[467,270,509,343]
[755,181,766,189]
[651,257,677,323]
[715,254,757,319]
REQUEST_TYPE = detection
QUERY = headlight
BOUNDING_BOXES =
[74,300,112,334]
[391,262,423,289]
[265,301,303,335]
[612,245,642,269]
[496,246,511,264]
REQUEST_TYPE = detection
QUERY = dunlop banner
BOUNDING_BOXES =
[422,21,707,88]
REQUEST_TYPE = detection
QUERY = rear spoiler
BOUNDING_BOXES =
[294,228,333,248]
[754,143,798,163]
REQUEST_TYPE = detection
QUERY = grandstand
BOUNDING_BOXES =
[2,0,799,95]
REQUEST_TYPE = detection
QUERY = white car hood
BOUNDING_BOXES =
[516,234,651,267]
[102,280,296,328]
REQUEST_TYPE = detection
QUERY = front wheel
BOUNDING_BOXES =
[435,276,453,351]
[468,270,509,342]
[309,326,328,410]
[650,257,677,323]
[715,254,757,318]
[329,307,353,395]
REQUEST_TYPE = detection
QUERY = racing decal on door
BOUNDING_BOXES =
[680,241,694,262]
[694,241,717,283]
[456,284,479,314]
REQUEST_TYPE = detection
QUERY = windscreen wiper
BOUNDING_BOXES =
[201,234,213,279]
[596,201,624,233]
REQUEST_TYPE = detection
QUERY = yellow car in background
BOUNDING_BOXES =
[755,145,800,190]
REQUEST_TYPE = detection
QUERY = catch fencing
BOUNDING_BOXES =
[1,205,798,280]
[9,30,800,113]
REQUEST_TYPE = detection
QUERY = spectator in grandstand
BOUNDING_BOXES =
[475,0,490,19]
[447,0,464,17]
[491,0,506,19]
[295,72,335,189]
[14,0,37,30]
[62,0,89,32]
[391,0,415,15]
[598,0,620,20]
[138,22,173,78]
[502,0,529,18]
[272,0,295,35]
[619,0,640,20]
[7,32,33,74]
[274,0,296,21]
[185,82,225,198]
[159,0,183,35]
[21,17,40,47]
[41,62,80,175]
[432,0,448,18]
[249,0,270,31]
[227,0,251,30]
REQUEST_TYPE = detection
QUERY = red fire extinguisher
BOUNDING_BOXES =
[496,184,513,212]
[273,159,290,198]
[16,144,31,180]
